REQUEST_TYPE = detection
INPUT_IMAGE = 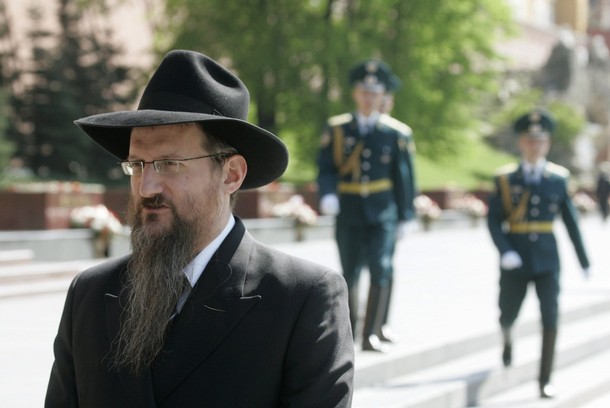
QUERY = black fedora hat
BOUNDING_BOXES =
[74,50,288,190]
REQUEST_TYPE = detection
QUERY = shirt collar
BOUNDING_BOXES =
[356,112,380,129]
[522,158,546,174]
[182,215,235,287]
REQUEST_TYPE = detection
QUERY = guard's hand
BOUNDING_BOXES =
[396,221,407,240]
[319,194,340,216]
[500,251,523,270]
[396,220,417,240]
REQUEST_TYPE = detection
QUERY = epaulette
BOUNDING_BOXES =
[495,163,519,176]
[328,113,353,127]
[379,114,412,136]
[545,162,570,178]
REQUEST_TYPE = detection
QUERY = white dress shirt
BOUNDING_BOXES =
[174,215,236,314]
[356,112,380,135]
[522,159,546,184]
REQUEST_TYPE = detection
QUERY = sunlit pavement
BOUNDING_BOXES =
[1,215,608,407]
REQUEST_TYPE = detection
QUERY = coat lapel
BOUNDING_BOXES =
[150,218,262,403]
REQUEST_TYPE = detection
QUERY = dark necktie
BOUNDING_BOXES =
[170,275,192,320]
[529,169,537,185]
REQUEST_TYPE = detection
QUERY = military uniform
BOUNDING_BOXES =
[595,162,610,221]
[317,112,416,230]
[487,110,590,398]
[488,161,589,324]
[317,78,416,351]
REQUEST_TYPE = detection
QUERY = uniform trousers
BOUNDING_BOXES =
[335,221,396,288]
[499,269,560,329]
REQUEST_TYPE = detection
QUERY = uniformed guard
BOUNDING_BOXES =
[378,69,407,346]
[316,60,417,352]
[487,109,591,398]
[595,161,610,221]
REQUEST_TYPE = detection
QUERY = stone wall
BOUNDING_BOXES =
[0,184,104,230]
[1,182,491,231]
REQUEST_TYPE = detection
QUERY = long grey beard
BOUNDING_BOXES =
[110,200,198,375]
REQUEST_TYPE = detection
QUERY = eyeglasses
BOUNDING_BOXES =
[120,153,233,176]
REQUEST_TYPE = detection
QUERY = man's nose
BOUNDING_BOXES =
[137,165,163,198]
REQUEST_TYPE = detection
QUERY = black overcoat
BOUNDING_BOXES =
[45,218,354,407]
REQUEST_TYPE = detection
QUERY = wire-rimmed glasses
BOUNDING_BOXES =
[119,152,233,176]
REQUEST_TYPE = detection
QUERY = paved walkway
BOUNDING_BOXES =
[275,216,610,375]
[1,215,608,407]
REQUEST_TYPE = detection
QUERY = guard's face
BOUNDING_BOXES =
[352,85,384,116]
[519,134,551,163]
[127,123,226,248]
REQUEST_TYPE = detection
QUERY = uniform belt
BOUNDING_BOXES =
[338,179,393,195]
[509,221,554,233]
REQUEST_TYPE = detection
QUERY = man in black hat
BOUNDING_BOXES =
[316,60,416,352]
[45,50,354,407]
[487,109,590,399]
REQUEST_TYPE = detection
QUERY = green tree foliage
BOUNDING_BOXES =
[0,88,14,177]
[0,0,16,175]
[3,0,134,184]
[161,0,514,182]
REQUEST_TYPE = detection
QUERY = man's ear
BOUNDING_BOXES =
[223,154,247,194]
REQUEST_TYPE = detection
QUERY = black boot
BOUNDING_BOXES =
[362,285,390,352]
[539,328,557,399]
[501,326,512,367]
[378,278,399,343]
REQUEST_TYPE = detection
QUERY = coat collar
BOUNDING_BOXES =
[104,218,260,406]
[517,161,553,184]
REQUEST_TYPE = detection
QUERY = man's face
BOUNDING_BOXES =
[352,85,384,116]
[113,123,249,374]
[127,123,228,251]
[518,134,551,164]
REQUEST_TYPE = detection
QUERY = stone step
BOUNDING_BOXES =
[0,259,102,298]
[352,303,610,408]
[0,249,34,265]
[476,348,610,408]
[354,298,610,390]
[0,259,102,283]
[0,276,75,299]
[579,390,610,408]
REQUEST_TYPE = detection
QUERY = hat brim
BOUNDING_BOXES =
[75,110,289,190]
[354,82,385,93]
[519,130,551,139]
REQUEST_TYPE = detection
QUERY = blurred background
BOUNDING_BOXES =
[2,2,610,407]
[0,0,609,231]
